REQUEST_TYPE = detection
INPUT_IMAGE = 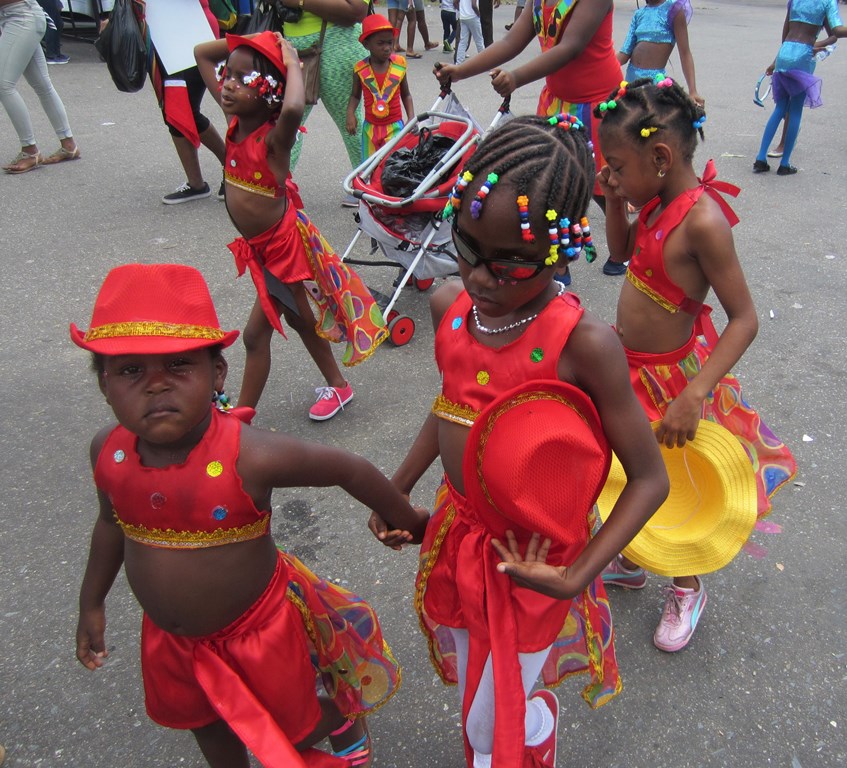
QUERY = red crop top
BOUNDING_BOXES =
[94,409,270,549]
[225,118,285,199]
[432,289,584,426]
[626,159,740,319]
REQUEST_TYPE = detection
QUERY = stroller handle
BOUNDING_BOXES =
[434,62,452,99]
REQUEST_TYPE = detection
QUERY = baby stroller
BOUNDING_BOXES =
[341,88,512,346]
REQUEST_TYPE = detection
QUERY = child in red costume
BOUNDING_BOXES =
[73,263,428,768]
[194,32,388,420]
[375,115,669,767]
[433,0,627,277]
[595,77,797,652]
[346,14,415,161]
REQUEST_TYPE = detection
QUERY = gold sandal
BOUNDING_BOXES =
[3,151,42,174]
[42,145,81,165]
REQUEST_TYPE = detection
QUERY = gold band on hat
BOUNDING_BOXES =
[84,321,229,343]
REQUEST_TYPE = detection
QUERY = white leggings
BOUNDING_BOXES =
[0,0,73,147]
[448,627,552,762]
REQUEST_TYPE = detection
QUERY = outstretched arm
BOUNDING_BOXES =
[673,11,702,106]
[76,430,125,671]
[490,0,613,97]
[655,205,757,447]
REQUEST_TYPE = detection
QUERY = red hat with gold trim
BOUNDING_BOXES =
[359,14,398,44]
[463,379,611,546]
[70,264,239,354]
[225,31,287,78]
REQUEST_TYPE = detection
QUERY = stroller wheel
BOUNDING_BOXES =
[413,277,435,291]
[386,309,400,324]
[388,315,415,346]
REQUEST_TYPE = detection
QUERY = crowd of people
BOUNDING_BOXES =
[2,1,844,767]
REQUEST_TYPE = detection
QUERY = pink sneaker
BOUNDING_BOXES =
[601,555,647,590]
[653,577,707,652]
[527,690,559,766]
[309,383,353,421]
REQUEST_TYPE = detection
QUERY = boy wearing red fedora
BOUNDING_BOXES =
[347,14,415,160]
[73,264,427,768]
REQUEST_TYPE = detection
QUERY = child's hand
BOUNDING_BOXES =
[368,511,414,550]
[278,35,300,66]
[489,68,517,97]
[492,531,572,600]
[655,390,702,448]
[76,606,108,671]
[346,115,357,135]
[596,165,614,197]
[690,91,705,108]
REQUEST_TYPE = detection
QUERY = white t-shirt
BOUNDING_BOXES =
[458,0,478,20]
[440,0,456,12]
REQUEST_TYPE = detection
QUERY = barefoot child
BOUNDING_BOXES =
[616,0,703,106]
[595,77,797,651]
[347,14,415,161]
[194,32,388,419]
[73,263,427,768]
[377,115,669,767]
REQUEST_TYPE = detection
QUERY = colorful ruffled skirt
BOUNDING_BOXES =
[773,40,822,108]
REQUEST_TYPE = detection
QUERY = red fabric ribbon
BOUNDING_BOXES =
[698,159,741,228]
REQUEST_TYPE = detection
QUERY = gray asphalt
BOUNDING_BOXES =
[1,1,845,766]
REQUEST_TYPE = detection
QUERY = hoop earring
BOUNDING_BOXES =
[657,169,666,178]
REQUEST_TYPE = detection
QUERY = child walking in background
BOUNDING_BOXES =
[455,0,485,65]
[347,14,415,161]
[377,116,668,767]
[753,0,845,175]
[595,77,797,651]
[440,0,458,52]
[616,0,703,106]
[195,32,388,420]
[73,263,427,768]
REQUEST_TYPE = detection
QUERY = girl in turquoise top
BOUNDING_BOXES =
[754,0,846,175]
[616,0,702,107]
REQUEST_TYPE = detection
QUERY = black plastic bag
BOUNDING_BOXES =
[235,0,299,35]
[95,0,147,93]
[381,128,457,199]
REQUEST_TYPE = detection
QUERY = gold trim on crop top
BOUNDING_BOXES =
[114,513,270,549]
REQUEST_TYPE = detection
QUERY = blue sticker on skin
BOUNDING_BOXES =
[452,317,463,330]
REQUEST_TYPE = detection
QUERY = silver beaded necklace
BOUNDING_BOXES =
[472,282,565,336]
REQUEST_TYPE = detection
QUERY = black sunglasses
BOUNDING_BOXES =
[451,222,549,282]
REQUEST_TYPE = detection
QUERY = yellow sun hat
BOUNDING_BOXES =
[597,420,757,577]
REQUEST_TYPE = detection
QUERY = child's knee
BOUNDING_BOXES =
[242,321,273,353]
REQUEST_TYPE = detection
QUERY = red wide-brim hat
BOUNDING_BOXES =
[463,380,611,547]
[70,264,239,355]
[225,31,287,78]
[359,13,398,44]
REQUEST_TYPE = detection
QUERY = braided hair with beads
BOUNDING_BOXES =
[593,77,706,162]
[443,114,598,265]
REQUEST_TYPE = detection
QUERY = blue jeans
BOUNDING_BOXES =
[36,0,63,59]
[0,0,73,147]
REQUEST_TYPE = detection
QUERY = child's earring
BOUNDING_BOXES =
[497,278,505,286]
[657,168,666,178]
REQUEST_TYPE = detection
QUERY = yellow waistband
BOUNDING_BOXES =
[625,270,680,314]
[115,514,270,549]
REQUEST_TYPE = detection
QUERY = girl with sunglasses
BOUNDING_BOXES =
[374,114,668,767]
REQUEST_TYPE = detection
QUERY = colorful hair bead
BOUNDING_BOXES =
[442,169,474,219]
[559,217,576,259]
[692,115,707,129]
[655,76,674,88]
[581,215,597,263]
[545,209,559,265]
[548,113,584,132]
[517,194,534,243]
[470,172,499,220]
[640,126,658,138]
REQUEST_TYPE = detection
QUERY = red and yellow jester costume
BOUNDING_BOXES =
[94,408,400,768]
[354,53,407,157]
[624,160,797,517]
[418,289,621,767]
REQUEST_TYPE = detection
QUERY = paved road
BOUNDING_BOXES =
[1,1,845,766]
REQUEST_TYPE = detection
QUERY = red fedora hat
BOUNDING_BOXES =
[359,14,398,44]
[463,379,611,547]
[225,31,287,78]
[70,264,239,355]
